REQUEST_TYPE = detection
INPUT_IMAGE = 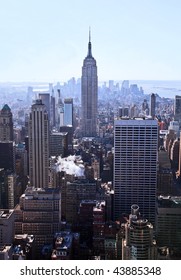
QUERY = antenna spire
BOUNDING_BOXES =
[89,26,91,43]
[87,27,92,57]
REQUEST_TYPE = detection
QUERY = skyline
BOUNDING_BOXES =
[1,0,181,82]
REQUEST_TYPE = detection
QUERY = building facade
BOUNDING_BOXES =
[156,196,181,252]
[0,141,15,172]
[50,132,68,157]
[114,118,158,225]
[0,209,15,246]
[14,187,61,258]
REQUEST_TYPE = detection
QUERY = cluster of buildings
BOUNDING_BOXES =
[0,33,181,260]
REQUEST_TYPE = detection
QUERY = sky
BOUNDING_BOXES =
[0,0,181,82]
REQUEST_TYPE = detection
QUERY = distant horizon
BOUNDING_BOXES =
[1,79,181,84]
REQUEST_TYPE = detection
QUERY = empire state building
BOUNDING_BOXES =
[81,31,98,137]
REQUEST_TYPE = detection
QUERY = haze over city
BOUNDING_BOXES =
[1,0,181,263]
[1,0,181,82]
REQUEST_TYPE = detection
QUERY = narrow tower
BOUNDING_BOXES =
[81,30,98,137]
[29,99,49,188]
[150,93,156,119]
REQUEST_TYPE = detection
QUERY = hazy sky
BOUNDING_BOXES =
[0,0,181,82]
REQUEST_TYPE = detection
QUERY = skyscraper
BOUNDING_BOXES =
[174,95,181,125]
[0,104,13,141]
[122,205,157,260]
[81,30,98,137]
[150,93,156,119]
[114,118,158,225]
[64,98,73,126]
[29,100,49,188]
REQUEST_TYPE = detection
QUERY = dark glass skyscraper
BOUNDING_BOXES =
[81,31,98,137]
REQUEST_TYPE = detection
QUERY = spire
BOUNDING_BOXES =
[89,26,91,42]
[87,27,92,57]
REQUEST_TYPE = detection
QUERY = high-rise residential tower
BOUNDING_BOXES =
[29,100,49,188]
[114,118,158,225]
[81,30,98,137]
[0,104,13,141]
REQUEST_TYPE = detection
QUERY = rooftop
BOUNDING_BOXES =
[1,104,11,112]
[157,196,181,208]
[0,209,14,219]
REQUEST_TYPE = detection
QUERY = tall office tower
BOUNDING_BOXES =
[81,31,98,137]
[156,196,181,257]
[114,118,158,225]
[150,93,156,119]
[64,98,73,126]
[14,186,61,258]
[122,205,157,260]
[174,95,181,125]
[0,104,13,141]
[29,99,49,188]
